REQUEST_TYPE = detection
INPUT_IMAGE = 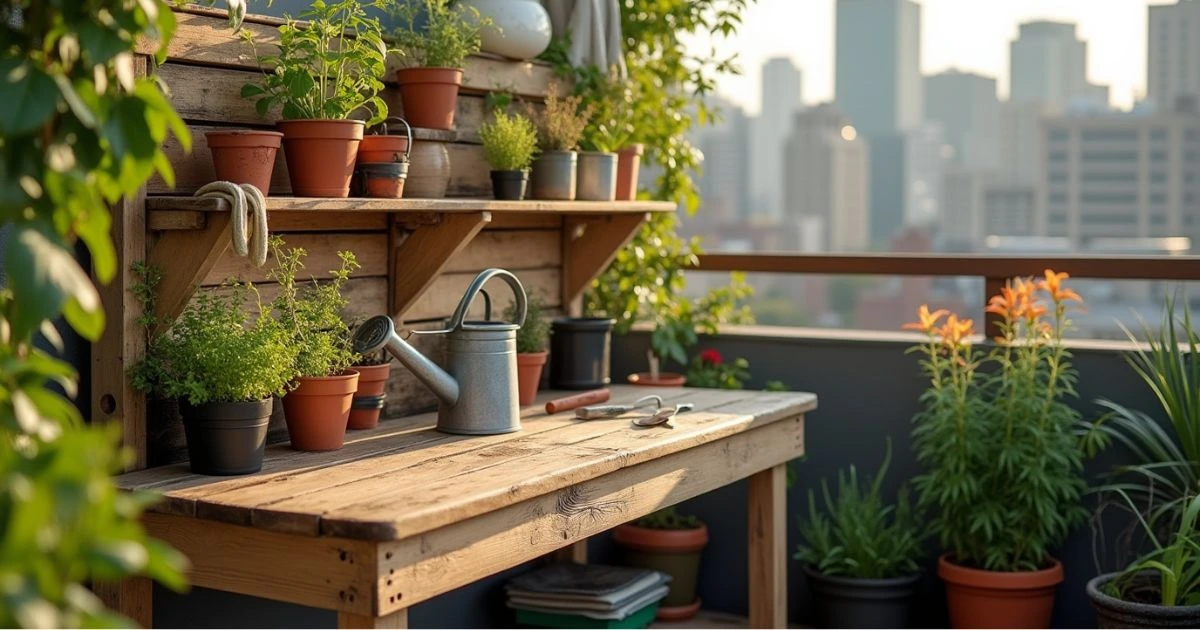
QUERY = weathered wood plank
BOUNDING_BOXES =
[748,464,788,629]
[93,578,152,629]
[203,233,388,286]
[149,212,232,323]
[391,212,490,318]
[145,197,677,214]
[562,214,648,305]
[444,229,561,273]
[402,267,561,323]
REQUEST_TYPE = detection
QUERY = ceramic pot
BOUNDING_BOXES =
[939,553,1063,629]
[804,566,920,629]
[576,151,618,201]
[205,130,283,196]
[516,351,548,406]
[355,162,409,198]
[628,372,687,387]
[616,144,644,201]
[282,370,360,451]
[277,119,364,197]
[406,138,451,198]
[1088,571,1200,628]
[491,169,529,200]
[613,523,708,621]
[530,150,577,200]
[358,117,413,163]
[349,363,391,430]
[179,398,272,475]
[395,67,463,130]
[550,317,614,390]
[460,0,552,60]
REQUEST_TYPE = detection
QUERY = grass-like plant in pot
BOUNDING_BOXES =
[480,111,539,200]
[526,83,593,200]
[506,293,550,405]
[613,507,708,621]
[241,0,390,197]
[905,270,1092,629]
[390,0,485,130]
[269,238,362,451]
[795,439,925,628]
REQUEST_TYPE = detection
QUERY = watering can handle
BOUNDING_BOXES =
[375,117,413,162]
[447,268,526,330]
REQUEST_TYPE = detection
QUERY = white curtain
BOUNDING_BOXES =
[542,0,626,76]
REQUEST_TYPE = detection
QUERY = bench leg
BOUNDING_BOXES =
[95,577,153,628]
[748,464,787,629]
[337,609,408,628]
[552,541,588,564]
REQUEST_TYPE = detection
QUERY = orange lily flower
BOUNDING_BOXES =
[986,286,1018,317]
[903,304,948,333]
[1038,269,1082,303]
[939,314,976,346]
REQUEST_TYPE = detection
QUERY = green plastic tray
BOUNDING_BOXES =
[514,602,660,629]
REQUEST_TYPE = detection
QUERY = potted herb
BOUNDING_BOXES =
[905,271,1091,628]
[390,0,485,130]
[613,507,708,621]
[577,66,644,201]
[479,111,539,200]
[506,294,550,405]
[796,440,925,628]
[683,349,749,389]
[241,0,390,197]
[269,238,362,451]
[527,83,593,200]
[348,348,392,430]
[205,129,283,196]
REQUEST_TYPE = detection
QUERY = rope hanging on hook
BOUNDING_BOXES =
[193,181,269,267]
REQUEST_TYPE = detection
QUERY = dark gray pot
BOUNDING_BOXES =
[530,150,576,200]
[804,565,920,629]
[1088,572,1200,628]
[180,398,272,476]
[576,151,618,201]
[549,317,615,390]
[490,169,528,200]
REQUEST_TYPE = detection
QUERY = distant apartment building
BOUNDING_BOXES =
[904,123,948,226]
[925,70,1000,169]
[998,101,1058,186]
[750,58,803,222]
[1148,0,1200,112]
[783,104,870,252]
[1009,20,1109,110]
[941,168,1036,250]
[695,97,753,223]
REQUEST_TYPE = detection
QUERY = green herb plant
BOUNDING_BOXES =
[507,293,550,354]
[579,66,639,154]
[526,83,593,152]
[241,0,390,125]
[684,349,749,389]
[633,506,701,530]
[390,0,485,69]
[269,237,362,378]
[795,440,924,579]
[479,111,539,172]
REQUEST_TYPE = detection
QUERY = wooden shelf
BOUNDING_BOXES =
[146,196,676,218]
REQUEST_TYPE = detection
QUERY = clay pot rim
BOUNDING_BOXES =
[206,129,284,138]
[577,150,619,158]
[937,553,1064,590]
[655,599,702,621]
[552,317,615,330]
[351,362,392,380]
[276,118,366,126]
[612,522,709,553]
[395,66,465,82]
[627,372,687,387]
[1087,571,1200,617]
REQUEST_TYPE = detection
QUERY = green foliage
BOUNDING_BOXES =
[508,293,550,354]
[684,349,749,389]
[1103,491,1200,606]
[479,111,539,171]
[577,66,640,154]
[633,506,701,530]
[241,0,390,125]
[526,83,592,152]
[795,440,925,579]
[389,0,484,69]
[764,380,789,392]
[269,238,361,378]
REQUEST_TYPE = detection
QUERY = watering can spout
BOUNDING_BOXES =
[352,316,459,406]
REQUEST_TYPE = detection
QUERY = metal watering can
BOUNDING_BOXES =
[352,269,527,435]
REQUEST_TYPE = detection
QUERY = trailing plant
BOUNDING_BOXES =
[241,0,390,125]
[643,273,753,377]
[526,83,592,152]
[633,506,701,530]
[268,237,361,378]
[390,0,484,69]
[507,294,550,354]
[684,349,749,390]
[905,271,1096,572]
[479,111,539,171]
[1102,491,1200,606]
[795,440,925,580]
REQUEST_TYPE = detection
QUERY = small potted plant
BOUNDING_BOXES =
[796,439,925,628]
[629,311,693,387]
[527,83,593,200]
[348,348,392,430]
[613,507,708,621]
[390,0,486,130]
[580,67,642,201]
[506,293,550,405]
[241,0,390,197]
[205,129,283,195]
[479,110,539,200]
[269,238,362,451]
[683,349,749,389]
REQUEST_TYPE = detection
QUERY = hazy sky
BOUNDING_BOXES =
[691,0,1173,114]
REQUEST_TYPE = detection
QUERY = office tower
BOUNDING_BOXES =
[1009,20,1108,109]
[1149,1,1200,112]
[783,104,869,252]
[997,101,1057,186]
[696,97,753,223]
[751,58,803,222]
[904,123,948,226]
[925,70,1000,169]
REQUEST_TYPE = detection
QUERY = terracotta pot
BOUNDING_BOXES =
[938,553,1063,629]
[277,119,364,198]
[616,144,644,201]
[395,67,463,131]
[205,130,283,196]
[613,523,708,620]
[358,117,413,164]
[516,351,548,406]
[406,139,451,198]
[628,372,687,387]
[355,162,408,198]
[282,370,360,451]
[349,363,391,430]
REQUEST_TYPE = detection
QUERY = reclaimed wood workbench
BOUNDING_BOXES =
[113,385,815,628]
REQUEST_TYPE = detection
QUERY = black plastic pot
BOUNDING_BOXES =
[180,398,272,475]
[1088,572,1200,628]
[490,169,528,200]
[803,566,920,629]
[550,318,615,390]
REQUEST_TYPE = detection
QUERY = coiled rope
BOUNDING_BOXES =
[193,181,269,267]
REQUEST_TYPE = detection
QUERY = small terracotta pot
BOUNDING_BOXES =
[613,523,708,620]
[616,144,644,201]
[395,67,463,130]
[277,119,364,198]
[205,130,283,196]
[516,351,548,406]
[358,117,413,164]
[356,162,408,198]
[282,370,360,451]
[349,363,391,430]
[628,372,687,387]
[938,553,1063,629]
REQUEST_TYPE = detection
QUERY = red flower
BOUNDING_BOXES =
[699,349,723,365]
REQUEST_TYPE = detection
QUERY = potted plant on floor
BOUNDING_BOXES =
[613,507,708,621]
[241,0,390,197]
[479,110,539,200]
[506,293,550,405]
[527,83,593,200]
[269,238,362,451]
[905,271,1092,629]
[389,0,485,130]
[684,349,749,390]
[796,439,925,628]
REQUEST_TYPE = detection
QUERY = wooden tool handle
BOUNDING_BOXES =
[545,389,610,414]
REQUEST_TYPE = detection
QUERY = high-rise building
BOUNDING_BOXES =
[835,0,922,136]
[998,101,1057,186]
[1148,1,1200,112]
[783,104,870,252]
[695,96,753,223]
[925,70,1000,169]
[751,58,803,222]
[904,123,949,226]
[1009,20,1108,110]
